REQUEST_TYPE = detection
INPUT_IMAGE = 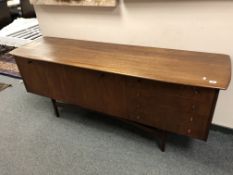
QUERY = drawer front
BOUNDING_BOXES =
[126,78,217,140]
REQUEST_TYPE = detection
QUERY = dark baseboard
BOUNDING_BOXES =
[211,124,233,135]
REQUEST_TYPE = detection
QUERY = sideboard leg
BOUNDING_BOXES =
[160,131,167,152]
[51,99,60,117]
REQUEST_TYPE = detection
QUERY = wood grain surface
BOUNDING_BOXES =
[11,37,231,89]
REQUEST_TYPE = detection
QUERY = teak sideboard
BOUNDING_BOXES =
[10,37,231,151]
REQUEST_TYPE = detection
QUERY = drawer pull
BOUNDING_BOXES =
[193,88,200,94]
[27,60,33,64]
[192,104,196,111]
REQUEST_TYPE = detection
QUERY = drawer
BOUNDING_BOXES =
[126,77,217,140]
[127,77,213,101]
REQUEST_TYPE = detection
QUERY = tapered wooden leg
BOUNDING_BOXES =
[51,99,60,117]
[160,131,167,152]
[116,118,168,152]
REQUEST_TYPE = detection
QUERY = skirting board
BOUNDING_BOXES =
[211,124,233,135]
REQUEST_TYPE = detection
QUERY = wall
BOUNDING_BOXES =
[34,0,233,128]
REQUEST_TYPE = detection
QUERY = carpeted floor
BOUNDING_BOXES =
[0,75,232,175]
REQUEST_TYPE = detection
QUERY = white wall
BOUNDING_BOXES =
[34,0,233,128]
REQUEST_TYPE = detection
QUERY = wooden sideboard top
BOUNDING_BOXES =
[10,37,231,89]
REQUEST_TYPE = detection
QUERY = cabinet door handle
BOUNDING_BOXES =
[99,73,105,78]
[137,79,142,83]
[193,88,200,94]
[27,60,33,64]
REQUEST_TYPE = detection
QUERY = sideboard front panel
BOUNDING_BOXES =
[16,57,217,140]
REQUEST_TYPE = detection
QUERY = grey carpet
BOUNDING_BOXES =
[0,75,232,175]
